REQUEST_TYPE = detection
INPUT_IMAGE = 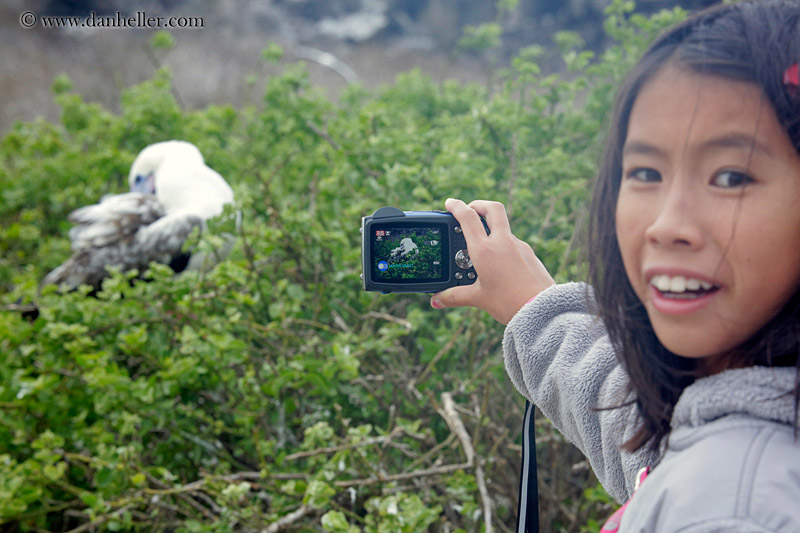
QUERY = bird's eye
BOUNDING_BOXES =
[135,175,144,184]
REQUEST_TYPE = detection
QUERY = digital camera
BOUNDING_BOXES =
[360,206,488,293]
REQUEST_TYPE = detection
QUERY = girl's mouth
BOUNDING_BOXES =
[648,275,721,315]
[649,274,720,299]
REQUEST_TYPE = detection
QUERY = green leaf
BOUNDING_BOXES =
[304,480,336,509]
[149,30,175,51]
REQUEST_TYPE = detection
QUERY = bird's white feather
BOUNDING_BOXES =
[42,141,235,291]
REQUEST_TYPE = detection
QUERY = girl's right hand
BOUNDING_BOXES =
[430,198,555,325]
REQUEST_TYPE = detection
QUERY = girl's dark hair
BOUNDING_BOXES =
[588,0,800,453]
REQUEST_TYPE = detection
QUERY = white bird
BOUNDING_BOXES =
[390,237,418,259]
[41,140,235,292]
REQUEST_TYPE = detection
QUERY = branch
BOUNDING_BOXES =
[333,461,472,487]
[262,505,313,533]
[506,132,518,220]
[362,311,413,330]
[65,505,132,533]
[305,120,342,151]
[402,433,457,473]
[144,471,218,517]
[0,302,38,314]
[408,324,466,396]
[440,392,493,533]
[284,427,404,460]
[439,393,474,464]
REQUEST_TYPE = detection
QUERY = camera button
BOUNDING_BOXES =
[454,226,462,233]
[455,272,464,280]
[455,249,472,269]
[468,272,476,280]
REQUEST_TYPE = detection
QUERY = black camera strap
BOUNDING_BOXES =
[516,399,539,533]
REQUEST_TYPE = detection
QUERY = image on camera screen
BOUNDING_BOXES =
[372,225,446,282]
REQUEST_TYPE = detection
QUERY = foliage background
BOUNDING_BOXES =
[1,1,687,531]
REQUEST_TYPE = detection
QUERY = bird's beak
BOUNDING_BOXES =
[131,172,156,194]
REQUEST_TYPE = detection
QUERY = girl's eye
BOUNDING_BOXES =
[712,170,754,188]
[627,168,661,182]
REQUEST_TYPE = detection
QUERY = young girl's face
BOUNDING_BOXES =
[616,65,800,371]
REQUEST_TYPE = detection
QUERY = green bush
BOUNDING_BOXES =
[0,2,685,531]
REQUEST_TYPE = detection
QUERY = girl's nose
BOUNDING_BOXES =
[644,187,704,250]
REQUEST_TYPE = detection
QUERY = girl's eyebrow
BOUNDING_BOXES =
[622,134,772,158]
[622,140,665,158]
[699,133,773,157]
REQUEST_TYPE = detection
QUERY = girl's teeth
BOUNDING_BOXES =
[669,276,686,293]
[655,275,671,292]
[650,274,715,293]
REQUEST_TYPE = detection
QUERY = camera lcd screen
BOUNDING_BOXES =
[370,224,448,283]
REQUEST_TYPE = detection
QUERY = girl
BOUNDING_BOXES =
[431,1,800,530]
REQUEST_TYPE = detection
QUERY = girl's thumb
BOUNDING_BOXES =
[430,285,479,310]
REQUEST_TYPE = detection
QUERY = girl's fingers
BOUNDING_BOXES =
[445,198,490,246]
[467,199,512,235]
[433,198,555,324]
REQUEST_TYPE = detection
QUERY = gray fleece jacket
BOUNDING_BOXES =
[503,282,800,532]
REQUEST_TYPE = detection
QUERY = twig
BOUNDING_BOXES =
[556,205,586,279]
[192,490,224,515]
[283,317,337,334]
[333,462,472,487]
[475,466,492,532]
[537,472,579,526]
[537,195,559,240]
[143,470,306,500]
[293,46,359,85]
[507,132,518,221]
[141,44,185,108]
[331,309,351,333]
[262,505,313,533]
[402,433,457,473]
[305,120,342,151]
[0,302,38,313]
[65,505,132,533]
[459,356,497,393]
[284,427,404,460]
[144,471,217,517]
[408,324,466,395]
[362,311,412,330]
[438,394,474,464]
[440,393,493,533]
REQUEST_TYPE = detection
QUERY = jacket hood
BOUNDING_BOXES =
[672,366,798,429]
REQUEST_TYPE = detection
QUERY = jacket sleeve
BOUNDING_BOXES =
[502,282,658,502]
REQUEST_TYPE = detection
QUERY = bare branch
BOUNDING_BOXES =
[65,505,133,533]
[262,505,313,533]
[408,324,466,394]
[362,311,413,330]
[440,392,493,533]
[507,132,518,221]
[334,461,472,487]
[284,427,405,460]
[305,120,342,151]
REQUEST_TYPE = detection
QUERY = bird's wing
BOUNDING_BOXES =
[41,196,204,291]
[133,211,204,259]
[67,192,166,251]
